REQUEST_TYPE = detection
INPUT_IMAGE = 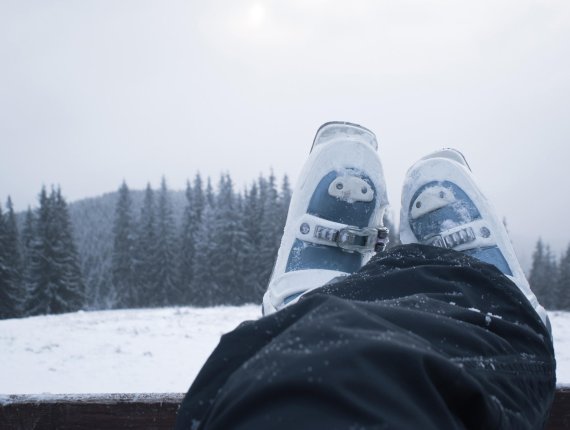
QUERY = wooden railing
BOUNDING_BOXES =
[0,393,182,430]
[1,389,569,429]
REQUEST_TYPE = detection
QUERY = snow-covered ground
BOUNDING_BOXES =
[0,306,259,394]
[0,307,568,395]
[548,311,570,384]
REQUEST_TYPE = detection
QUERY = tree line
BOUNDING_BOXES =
[0,172,294,318]
[0,188,84,319]
[110,173,292,309]
[1,174,568,320]
[529,238,570,310]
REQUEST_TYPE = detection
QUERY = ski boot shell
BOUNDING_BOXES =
[400,148,548,327]
[262,122,389,315]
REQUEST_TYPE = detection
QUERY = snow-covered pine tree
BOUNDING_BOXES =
[5,197,23,278]
[557,244,570,310]
[26,187,85,316]
[233,191,254,303]
[178,180,194,303]
[0,201,23,319]
[529,239,558,310]
[191,181,218,306]
[5,197,24,315]
[241,181,265,301]
[20,208,35,312]
[134,183,159,307]
[279,174,292,224]
[68,192,116,310]
[155,177,180,305]
[235,173,290,303]
[179,174,205,303]
[205,177,215,207]
[0,203,10,317]
[258,172,281,288]
[50,188,86,312]
[112,181,137,308]
[192,174,206,225]
[25,188,53,315]
[529,239,549,308]
[209,174,246,305]
[543,244,559,310]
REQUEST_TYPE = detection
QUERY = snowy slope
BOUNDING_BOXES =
[0,306,259,394]
[0,307,568,395]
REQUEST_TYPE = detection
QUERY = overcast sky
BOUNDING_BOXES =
[1,0,569,264]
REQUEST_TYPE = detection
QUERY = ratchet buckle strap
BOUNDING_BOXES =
[299,214,389,253]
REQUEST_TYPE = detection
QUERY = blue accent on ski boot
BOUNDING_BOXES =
[285,169,377,274]
[409,180,513,276]
[409,181,480,241]
[464,247,512,276]
[306,170,377,226]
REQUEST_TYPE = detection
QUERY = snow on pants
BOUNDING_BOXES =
[175,244,556,430]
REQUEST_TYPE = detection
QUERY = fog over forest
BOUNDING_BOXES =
[1,1,569,262]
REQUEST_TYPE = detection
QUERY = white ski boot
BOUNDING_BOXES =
[262,122,390,315]
[400,148,549,327]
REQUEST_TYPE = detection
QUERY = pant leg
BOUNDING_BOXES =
[175,244,556,430]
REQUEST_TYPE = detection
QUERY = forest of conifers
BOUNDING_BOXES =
[0,172,568,319]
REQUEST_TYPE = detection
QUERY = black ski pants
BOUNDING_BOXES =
[175,244,556,430]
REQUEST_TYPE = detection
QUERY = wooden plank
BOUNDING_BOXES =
[0,393,183,430]
[0,390,568,429]
[546,388,570,430]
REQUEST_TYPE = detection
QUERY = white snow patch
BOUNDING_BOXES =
[0,307,568,394]
[550,311,570,386]
[0,305,259,394]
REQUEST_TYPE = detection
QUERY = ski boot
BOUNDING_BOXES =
[262,122,390,315]
[399,148,549,327]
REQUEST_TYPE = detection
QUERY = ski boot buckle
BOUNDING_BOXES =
[336,226,389,253]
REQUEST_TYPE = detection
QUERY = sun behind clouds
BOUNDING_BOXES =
[248,2,267,27]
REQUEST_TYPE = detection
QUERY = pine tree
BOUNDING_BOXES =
[51,188,85,311]
[205,177,215,207]
[529,239,548,308]
[192,174,206,223]
[112,181,136,308]
[258,172,281,288]
[25,189,48,314]
[241,181,265,301]
[26,187,85,316]
[529,239,559,310]
[134,183,158,307]
[5,197,23,278]
[0,202,23,319]
[155,177,180,305]
[209,174,246,305]
[233,191,253,303]
[5,197,24,314]
[235,173,291,303]
[279,174,292,226]
[179,174,205,303]
[543,245,559,310]
[20,208,35,311]
[191,197,218,306]
[179,180,194,303]
[25,188,51,315]
[557,244,570,310]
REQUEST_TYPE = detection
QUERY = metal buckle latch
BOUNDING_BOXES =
[336,226,390,253]
[313,223,390,254]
